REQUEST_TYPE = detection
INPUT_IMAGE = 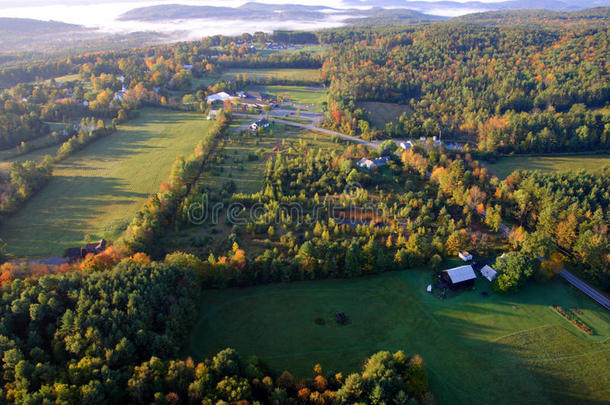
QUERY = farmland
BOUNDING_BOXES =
[193,68,322,88]
[247,84,327,110]
[0,108,213,259]
[486,154,610,179]
[162,121,349,255]
[356,101,413,129]
[188,268,610,405]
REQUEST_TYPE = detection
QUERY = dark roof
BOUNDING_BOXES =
[85,239,107,254]
[64,247,83,260]
[246,91,262,99]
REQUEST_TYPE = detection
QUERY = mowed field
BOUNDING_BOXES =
[357,101,413,128]
[486,154,610,179]
[247,85,327,110]
[193,68,321,88]
[188,269,610,405]
[0,108,212,259]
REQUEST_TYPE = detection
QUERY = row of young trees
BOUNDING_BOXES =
[167,141,501,288]
[122,111,232,255]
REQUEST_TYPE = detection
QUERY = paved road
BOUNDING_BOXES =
[233,113,380,149]
[559,269,610,310]
[471,199,608,309]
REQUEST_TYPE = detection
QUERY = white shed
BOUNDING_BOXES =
[480,265,498,282]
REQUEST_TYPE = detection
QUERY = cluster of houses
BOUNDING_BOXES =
[431,251,498,292]
[398,137,467,152]
[206,90,275,110]
[357,137,470,172]
[64,239,107,262]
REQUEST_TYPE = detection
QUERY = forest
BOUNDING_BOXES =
[0,256,429,403]
[0,9,608,404]
[321,24,609,154]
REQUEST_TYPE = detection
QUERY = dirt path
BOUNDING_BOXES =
[233,113,380,149]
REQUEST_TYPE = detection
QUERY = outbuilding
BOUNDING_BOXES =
[480,265,498,282]
[441,265,477,289]
[459,251,473,261]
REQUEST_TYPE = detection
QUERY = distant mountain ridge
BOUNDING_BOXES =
[343,0,608,12]
[451,6,610,25]
[118,0,610,22]
[118,2,341,22]
[0,18,87,34]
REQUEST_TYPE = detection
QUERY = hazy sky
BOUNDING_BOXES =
[0,0,508,38]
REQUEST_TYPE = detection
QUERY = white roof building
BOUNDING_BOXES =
[459,251,473,262]
[399,141,413,150]
[249,119,270,131]
[442,265,477,284]
[480,265,498,282]
[358,158,376,170]
[357,156,391,170]
[206,92,234,103]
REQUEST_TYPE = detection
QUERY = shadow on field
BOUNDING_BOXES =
[0,175,145,258]
[187,272,610,405]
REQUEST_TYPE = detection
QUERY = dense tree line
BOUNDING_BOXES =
[497,168,610,290]
[321,24,609,153]
[0,254,431,404]
[0,158,53,216]
[0,259,201,403]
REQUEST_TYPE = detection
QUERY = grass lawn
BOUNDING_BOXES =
[188,269,610,405]
[193,69,322,89]
[0,108,213,259]
[247,85,327,110]
[356,101,413,129]
[486,154,610,179]
[256,45,328,57]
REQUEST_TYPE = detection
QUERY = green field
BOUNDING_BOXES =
[247,85,327,110]
[0,108,212,259]
[486,154,610,179]
[193,68,322,88]
[356,101,413,129]
[188,269,610,405]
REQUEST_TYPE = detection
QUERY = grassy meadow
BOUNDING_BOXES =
[357,101,413,128]
[193,68,322,88]
[247,84,327,110]
[188,269,610,405]
[0,108,212,259]
[486,154,610,179]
